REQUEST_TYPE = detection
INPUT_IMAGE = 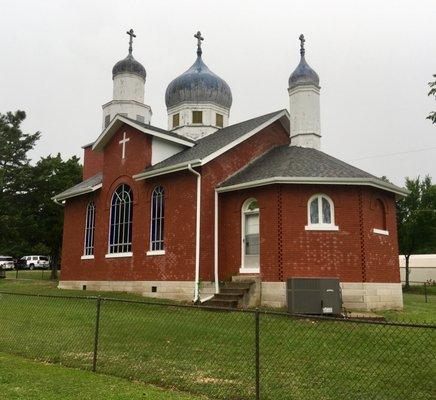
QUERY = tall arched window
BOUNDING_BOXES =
[150,186,165,252]
[84,201,96,256]
[109,184,133,254]
[305,194,338,231]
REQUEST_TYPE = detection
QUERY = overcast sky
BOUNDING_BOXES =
[1,0,435,185]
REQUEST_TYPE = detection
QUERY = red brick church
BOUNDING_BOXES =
[54,30,406,310]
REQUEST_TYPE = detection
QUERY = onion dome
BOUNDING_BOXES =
[288,34,319,89]
[112,29,146,80]
[165,31,232,109]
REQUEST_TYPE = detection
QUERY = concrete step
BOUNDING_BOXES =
[219,288,248,295]
[214,293,244,301]
[201,278,255,309]
[221,282,252,291]
[203,298,239,309]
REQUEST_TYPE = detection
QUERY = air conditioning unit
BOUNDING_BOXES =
[286,277,342,315]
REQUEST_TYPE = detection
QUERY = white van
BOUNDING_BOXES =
[0,256,15,270]
[20,255,50,270]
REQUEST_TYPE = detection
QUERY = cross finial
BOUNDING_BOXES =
[126,29,136,55]
[194,30,204,57]
[299,34,305,57]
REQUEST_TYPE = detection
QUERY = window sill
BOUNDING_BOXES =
[373,228,389,236]
[105,252,133,259]
[146,250,165,256]
[81,255,94,260]
[305,225,339,231]
[239,267,260,274]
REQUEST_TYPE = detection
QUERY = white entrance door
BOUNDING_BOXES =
[241,199,260,273]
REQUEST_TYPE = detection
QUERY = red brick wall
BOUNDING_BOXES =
[60,170,198,282]
[61,123,199,282]
[218,185,400,283]
[199,121,290,281]
[61,120,289,283]
[83,146,103,180]
[61,118,400,286]
[363,189,400,283]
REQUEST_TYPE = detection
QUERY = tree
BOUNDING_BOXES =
[396,176,436,289]
[0,110,82,280]
[427,74,436,124]
[27,154,82,279]
[0,111,40,256]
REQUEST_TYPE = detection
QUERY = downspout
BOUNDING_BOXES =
[214,189,219,294]
[188,164,201,302]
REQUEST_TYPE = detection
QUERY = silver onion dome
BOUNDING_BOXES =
[288,34,319,89]
[112,29,146,80]
[165,31,232,109]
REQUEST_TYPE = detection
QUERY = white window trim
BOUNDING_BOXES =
[305,224,339,231]
[83,201,96,257]
[373,228,389,236]
[81,255,95,260]
[241,198,260,272]
[146,250,165,256]
[149,186,165,252]
[306,194,338,231]
[108,184,133,255]
[105,252,133,259]
[239,267,260,274]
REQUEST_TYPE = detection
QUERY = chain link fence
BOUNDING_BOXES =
[3,268,54,280]
[402,281,436,304]
[0,291,434,399]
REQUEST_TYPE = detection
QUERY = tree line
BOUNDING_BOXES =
[0,110,82,267]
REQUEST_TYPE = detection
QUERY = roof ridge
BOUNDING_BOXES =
[217,145,284,187]
[123,116,196,143]
[195,109,286,144]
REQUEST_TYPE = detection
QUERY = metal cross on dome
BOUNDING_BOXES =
[299,34,305,56]
[194,30,204,57]
[127,28,136,55]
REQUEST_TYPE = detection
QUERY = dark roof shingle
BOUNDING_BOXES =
[219,145,406,194]
[53,173,103,201]
[141,110,286,174]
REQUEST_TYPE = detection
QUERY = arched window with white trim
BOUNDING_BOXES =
[305,194,338,231]
[373,198,389,235]
[150,186,165,252]
[108,184,133,254]
[84,201,96,256]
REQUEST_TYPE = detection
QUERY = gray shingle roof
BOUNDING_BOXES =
[53,173,103,201]
[219,145,406,195]
[141,110,286,174]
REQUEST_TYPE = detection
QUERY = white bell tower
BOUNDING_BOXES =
[102,29,152,130]
[288,34,321,150]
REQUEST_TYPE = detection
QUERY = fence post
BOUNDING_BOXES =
[255,309,260,400]
[424,282,428,303]
[92,296,102,372]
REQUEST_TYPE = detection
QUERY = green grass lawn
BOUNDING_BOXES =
[5,269,53,281]
[0,352,202,400]
[379,292,436,323]
[0,278,434,400]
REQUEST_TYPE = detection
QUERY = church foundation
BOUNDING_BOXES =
[58,280,215,302]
